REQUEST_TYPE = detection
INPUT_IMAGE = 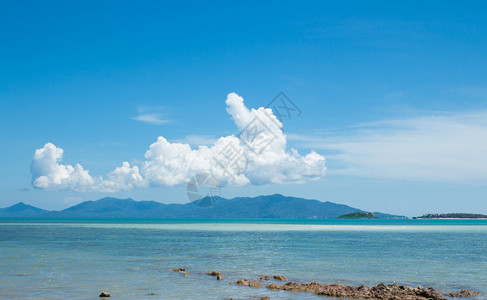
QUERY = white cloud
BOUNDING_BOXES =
[32,93,326,192]
[132,106,171,125]
[31,143,145,192]
[132,113,170,125]
[290,111,487,182]
[31,143,96,191]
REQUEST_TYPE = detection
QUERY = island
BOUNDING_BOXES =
[416,213,487,219]
[337,211,378,219]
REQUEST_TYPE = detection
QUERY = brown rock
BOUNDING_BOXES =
[237,279,250,286]
[207,271,221,276]
[265,281,447,300]
[217,274,224,280]
[99,292,111,297]
[249,280,262,288]
[461,289,479,296]
[273,275,287,281]
[171,268,185,272]
[259,297,269,300]
[171,268,189,276]
[260,275,270,281]
[448,289,480,297]
[266,283,281,290]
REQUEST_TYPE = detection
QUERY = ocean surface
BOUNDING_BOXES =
[1,219,486,299]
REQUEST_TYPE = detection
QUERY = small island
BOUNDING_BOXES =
[416,213,487,219]
[337,211,378,219]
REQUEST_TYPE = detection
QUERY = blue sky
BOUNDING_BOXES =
[1,0,487,216]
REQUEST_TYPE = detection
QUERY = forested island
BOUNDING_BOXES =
[416,213,487,219]
[337,211,378,219]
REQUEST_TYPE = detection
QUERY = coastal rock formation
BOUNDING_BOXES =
[260,275,270,281]
[171,268,185,272]
[99,292,111,297]
[273,275,287,281]
[237,279,250,286]
[236,279,262,288]
[206,271,224,280]
[266,281,447,300]
[171,267,189,276]
[448,289,480,297]
[249,281,262,288]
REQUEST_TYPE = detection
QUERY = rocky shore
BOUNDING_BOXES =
[266,281,447,300]
[165,267,479,300]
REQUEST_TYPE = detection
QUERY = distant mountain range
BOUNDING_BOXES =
[0,202,49,218]
[0,194,407,219]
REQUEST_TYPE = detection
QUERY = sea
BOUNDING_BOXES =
[0,219,486,299]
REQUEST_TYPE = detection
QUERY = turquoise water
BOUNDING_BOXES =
[1,219,486,299]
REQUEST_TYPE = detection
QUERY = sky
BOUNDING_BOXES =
[1,0,487,216]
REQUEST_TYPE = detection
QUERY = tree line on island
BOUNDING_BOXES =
[415,213,487,219]
[337,211,378,219]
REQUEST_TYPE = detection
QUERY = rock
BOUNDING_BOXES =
[237,279,250,286]
[260,275,270,281]
[448,289,480,297]
[266,283,281,290]
[147,292,156,296]
[273,275,287,281]
[99,292,111,297]
[249,280,262,288]
[172,268,188,276]
[461,289,479,296]
[265,281,448,300]
[259,297,270,300]
[236,279,262,288]
[207,271,223,280]
[171,268,186,272]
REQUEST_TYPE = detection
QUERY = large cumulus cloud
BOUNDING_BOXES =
[31,93,326,192]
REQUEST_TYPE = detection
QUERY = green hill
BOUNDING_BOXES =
[337,211,378,219]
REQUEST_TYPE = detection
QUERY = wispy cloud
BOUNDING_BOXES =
[132,106,171,125]
[289,111,487,182]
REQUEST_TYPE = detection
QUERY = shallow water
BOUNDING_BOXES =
[1,219,486,299]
